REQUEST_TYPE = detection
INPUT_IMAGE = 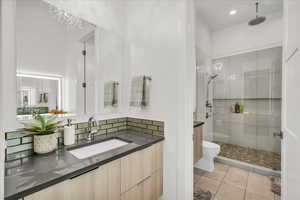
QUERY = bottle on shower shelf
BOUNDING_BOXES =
[231,104,235,113]
[235,102,240,113]
[231,102,244,114]
[239,104,244,113]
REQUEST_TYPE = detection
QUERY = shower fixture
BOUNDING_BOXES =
[206,74,218,119]
[207,74,218,85]
[248,0,266,26]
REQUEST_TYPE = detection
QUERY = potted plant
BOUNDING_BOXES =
[22,113,62,154]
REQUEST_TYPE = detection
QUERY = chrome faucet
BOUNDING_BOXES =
[87,117,98,141]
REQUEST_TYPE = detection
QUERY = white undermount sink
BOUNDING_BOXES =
[69,139,129,159]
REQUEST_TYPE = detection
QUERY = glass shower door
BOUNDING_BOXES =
[212,46,282,171]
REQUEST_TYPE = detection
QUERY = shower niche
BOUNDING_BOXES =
[212,46,282,171]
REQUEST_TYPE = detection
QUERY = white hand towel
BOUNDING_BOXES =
[130,76,143,107]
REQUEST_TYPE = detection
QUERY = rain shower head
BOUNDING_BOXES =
[249,16,266,26]
[249,1,266,26]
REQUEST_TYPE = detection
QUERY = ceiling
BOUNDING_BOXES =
[195,0,283,31]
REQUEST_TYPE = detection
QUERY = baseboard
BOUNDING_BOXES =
[215,156,281,177]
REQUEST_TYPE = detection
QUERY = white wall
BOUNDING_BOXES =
[194,13,214,141]
[212,17,283,58]
[1,1,17,199]
[122,1,195,199]
[0,0,3,196]
[96,29,124,114]
[16,0,67,75]
[283,0,300,199]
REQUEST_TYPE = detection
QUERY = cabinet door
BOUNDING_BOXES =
[143,145,155,179]
[153,142,163,171]
[93,159,121,200]
[121,151,143,193]
[193,126,203,163]
[198,127,203,159]
[107,160,121,200]
[154,169,163,199]
[121,184,142,200]
[193,133,197,164]
[93,166,108,200]
[69,172,94,200]
[24,181,70,200]
[142,176,155,200]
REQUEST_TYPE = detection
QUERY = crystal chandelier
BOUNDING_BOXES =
[48,4,88,29]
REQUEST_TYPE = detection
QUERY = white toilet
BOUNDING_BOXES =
[197,141,220,172]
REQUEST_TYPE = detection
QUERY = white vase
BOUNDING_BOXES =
[33,133,57,154]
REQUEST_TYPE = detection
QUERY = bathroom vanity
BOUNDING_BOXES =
[193,121,204,164]
[4,130,164,200]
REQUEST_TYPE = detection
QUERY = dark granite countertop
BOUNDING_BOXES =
[194,121,204,128]
[5,130,164,200]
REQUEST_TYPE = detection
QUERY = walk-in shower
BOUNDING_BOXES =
[212,46,282,171]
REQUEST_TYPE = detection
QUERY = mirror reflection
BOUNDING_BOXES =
[16,0,97,118]
[17,73,62,115]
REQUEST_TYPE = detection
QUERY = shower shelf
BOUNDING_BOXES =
[213,98,281,100]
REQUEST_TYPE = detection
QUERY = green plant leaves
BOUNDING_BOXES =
[21,114,61,135]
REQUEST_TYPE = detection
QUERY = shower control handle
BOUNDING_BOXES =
[273,131,283,139]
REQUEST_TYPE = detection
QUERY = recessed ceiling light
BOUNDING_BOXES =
[229,10,237,15]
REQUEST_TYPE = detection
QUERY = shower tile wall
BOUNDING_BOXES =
[212,47,282,154]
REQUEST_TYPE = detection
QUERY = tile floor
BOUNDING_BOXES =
[194,162,281,200]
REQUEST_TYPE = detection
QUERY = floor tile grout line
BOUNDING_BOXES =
[243,170,250,200]
[213,166,229,199]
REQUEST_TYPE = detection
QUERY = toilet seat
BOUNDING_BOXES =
[203,141,220,149]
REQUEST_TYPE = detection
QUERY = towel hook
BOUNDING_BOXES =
[143,75,152,81]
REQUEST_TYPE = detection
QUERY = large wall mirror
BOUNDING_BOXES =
[16,0,123,119]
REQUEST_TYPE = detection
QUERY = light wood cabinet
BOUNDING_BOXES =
[93,159,121,200]
[121,183,143,200]
[69,171,94,200]
[107,160,121,200]
[193,125,203,164]
[121,150,144,193]
[141,169,163,200]
[121,142,163,194]
[142,176,155,200]
[143,145,155,179]
[24,181,71,200]
[93,166,108,200]
[153,142,163,171]
[121,169,163,200]
[24,142,163,200]
[154,169,163,199]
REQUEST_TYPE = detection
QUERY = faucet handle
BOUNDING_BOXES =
[66,118,75,126]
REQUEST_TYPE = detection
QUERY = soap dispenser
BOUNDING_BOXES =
[64,119,75,146]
